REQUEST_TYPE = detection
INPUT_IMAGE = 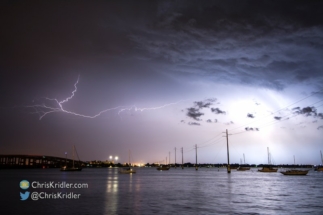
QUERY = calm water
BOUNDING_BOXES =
[1,167,323,215]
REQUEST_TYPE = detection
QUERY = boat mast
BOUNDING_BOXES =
[226,129,231,173]
[267,147,270,165]
[181,147,184,169]
[169,151,171,166]
[243,153,245,164]
[195,144,198,170]
[174,147,176,168]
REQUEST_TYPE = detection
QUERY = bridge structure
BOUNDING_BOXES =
[0,154,86,169]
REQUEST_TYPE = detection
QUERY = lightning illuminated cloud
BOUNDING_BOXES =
[26,76,183,120]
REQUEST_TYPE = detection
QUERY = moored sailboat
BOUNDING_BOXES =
[258,166,278,172]
[281,155,309,175]
[314,166,323,171]
[157,156,170,171]
[258,147,277,173]
[314,150,323,171]
[119,150,136,174]
[119,167,136,174]
[157,165,170,171]
[237,154,250,171]
[237,166,250,171]
[60,145,82,171]
[280,169,309,175]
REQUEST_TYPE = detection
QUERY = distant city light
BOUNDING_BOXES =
[115,156,118,160]
[109,156,112,159]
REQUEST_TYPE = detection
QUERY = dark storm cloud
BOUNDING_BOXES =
[186,98,217,121]
[193,98,216,109]
[187,107,204,121]
[194,101,212,109]
[247,113,255,118]
[294,106,316,116]
[293,106,323,119]
[130,1,323,90]
[245,127,259,131]
[188,122,200,126]
[211,108,226,115]
[274,116,282,120]
[317,125,323,130]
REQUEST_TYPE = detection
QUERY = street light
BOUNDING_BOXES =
[115,156,118,161]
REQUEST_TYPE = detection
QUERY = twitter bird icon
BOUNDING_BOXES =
[20,191,30,201]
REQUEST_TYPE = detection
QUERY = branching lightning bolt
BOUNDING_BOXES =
[117,102,182,115]
[26,76,183,120]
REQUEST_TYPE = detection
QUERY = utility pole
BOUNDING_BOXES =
[195,144,198,170]
[294,155,295,165]
[181,147,184,169]
[175,147,177,169]
[243,153,245,164]
[169,151,171,167]
[223,129,231,173]
[166,157,167,165]
[321,150,323,165]
[267,147,270,165]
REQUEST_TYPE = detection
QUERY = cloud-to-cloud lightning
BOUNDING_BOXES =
[26,77,183,120]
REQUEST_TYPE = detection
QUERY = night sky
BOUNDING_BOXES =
[1,1,323,165]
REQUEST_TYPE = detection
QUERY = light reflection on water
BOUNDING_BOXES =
[105,168,118,214]
[1,168,323,215]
